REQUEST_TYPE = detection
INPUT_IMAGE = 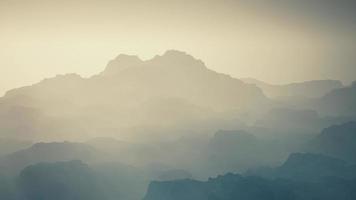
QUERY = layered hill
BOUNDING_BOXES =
[144,172,356,200]
[204,130,284,174]
[0,50,267,140]
[242,78,343,99]
[307,121,356,163]
[144,153,356,200]
[313,82,356,116]
[0,142,100,175]
[18,160,104,200]
[248,152,356,180]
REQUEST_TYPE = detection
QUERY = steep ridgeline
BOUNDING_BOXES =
[0,50,267,140]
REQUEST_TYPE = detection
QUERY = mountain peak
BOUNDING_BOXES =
[161,50,200,62]
[150,50,206,69]
[100,50,207,77]
[101,54,143,76]
[115,54,141,62]
[162,49,192,58]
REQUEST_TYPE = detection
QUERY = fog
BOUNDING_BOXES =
[2,0,356,95]
[0,49,355,199]
[0,1,356,200]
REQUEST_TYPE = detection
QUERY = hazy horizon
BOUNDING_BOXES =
[1,2,356,199]
[1,49,352,97]
[1,0,356,96]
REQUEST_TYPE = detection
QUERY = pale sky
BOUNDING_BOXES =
[1,0,356,96]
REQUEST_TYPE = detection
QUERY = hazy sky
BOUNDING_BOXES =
[1,0,356,95]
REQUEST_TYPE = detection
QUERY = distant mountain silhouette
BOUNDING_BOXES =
[308,121,356,163]
[86,137,162,166]
[204,130,286,175]
[154,169,193,181]
[255,108,322,134]
[0,138,32,156]
[92,162,149,200]
[143,172,356,200]
[100,54,143,76]
[86,137,131,155]
[312,82,356,116]
[274,153,356,181]
[18,160,105,200]
[242,78,343,99]
[247,152,356,181]
[0,50,267,140]
[2,159,150,200]
[252,107,352,142]
[0,104,89,140]
[0,142,100,175]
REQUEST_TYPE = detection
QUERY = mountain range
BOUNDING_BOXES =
[0,50,355,200]
[242,78,343,99]
[144,152,356,200]
[307,121,356,163]
[0,50,268,141]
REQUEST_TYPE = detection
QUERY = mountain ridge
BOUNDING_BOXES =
[0,50,268,140]
[241,78,343,99]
